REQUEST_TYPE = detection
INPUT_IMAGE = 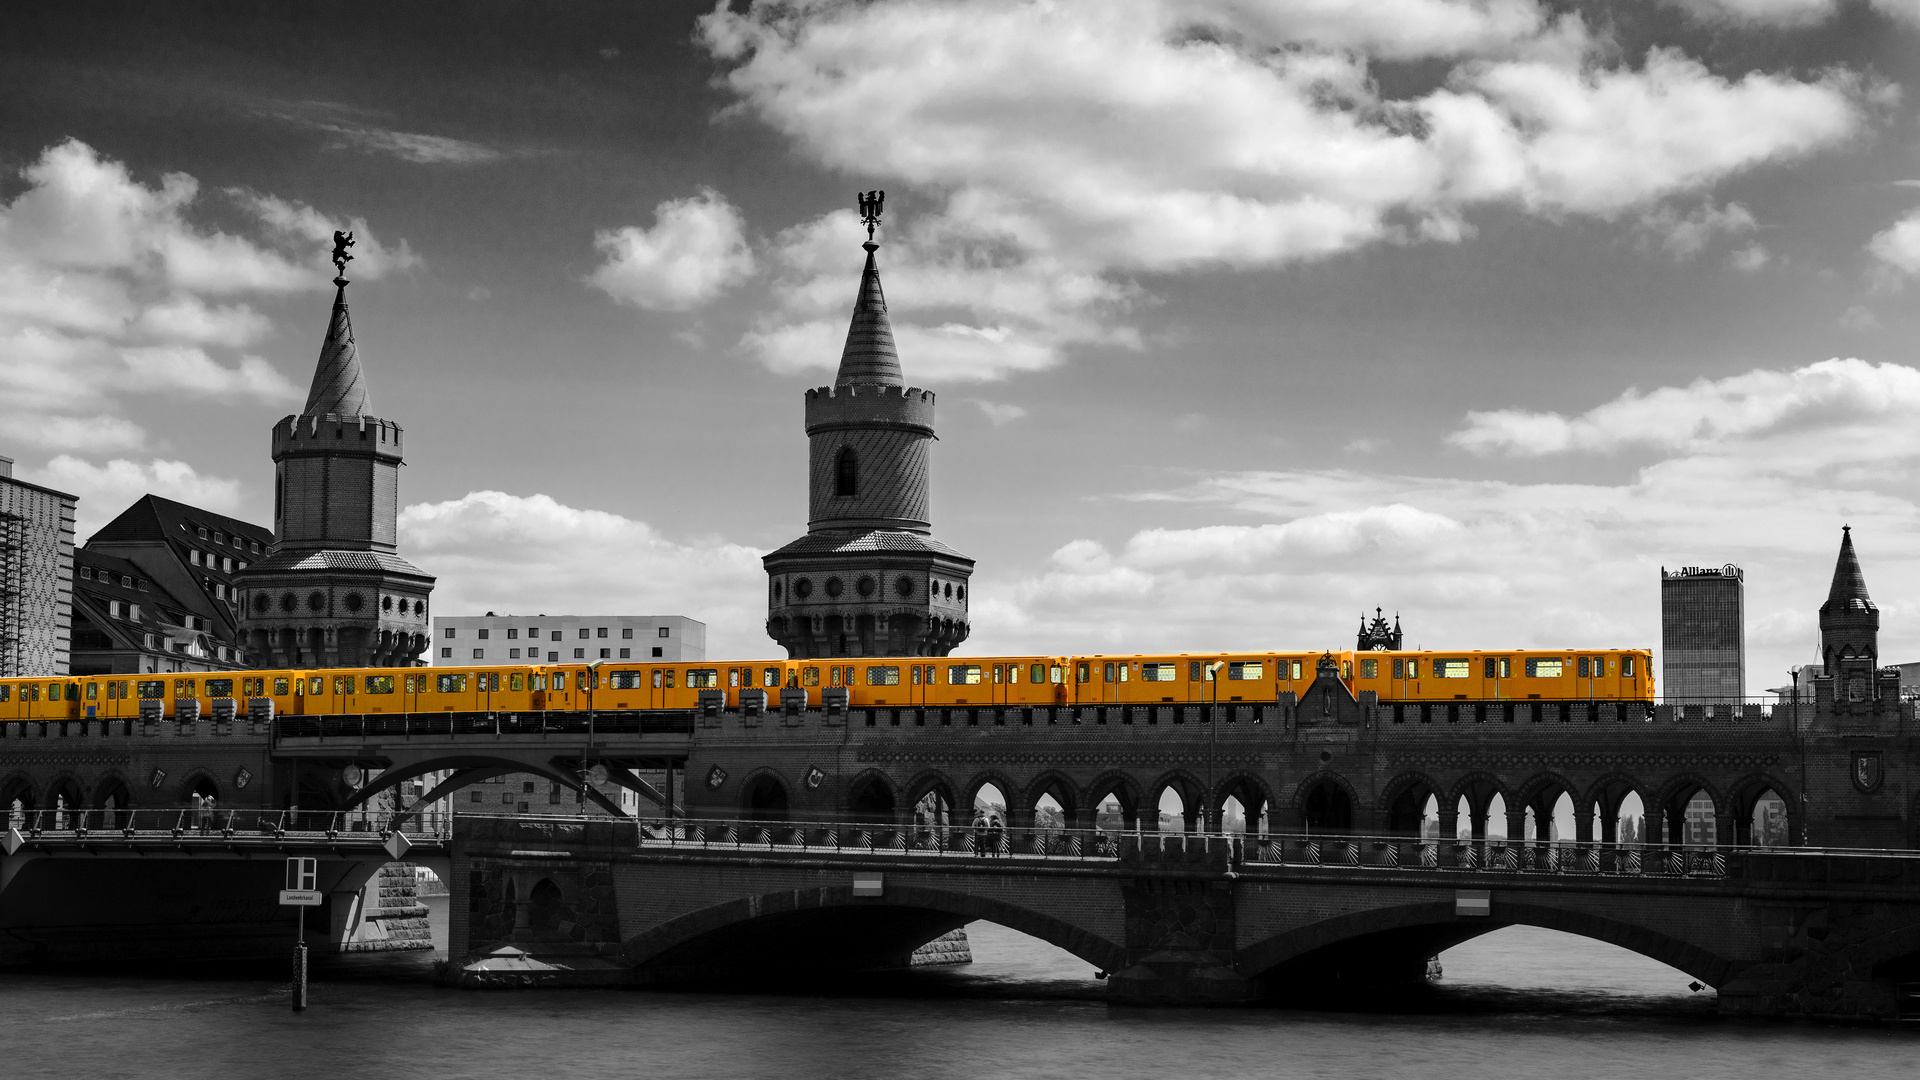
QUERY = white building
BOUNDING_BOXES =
[431,613,706,665]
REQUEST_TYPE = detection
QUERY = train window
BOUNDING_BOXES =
[1142,663,1176,682]
[651,670,662,689]
[85,682,98,700]
[1525,658,1563,678]
[1188,661,1201,681]
[762,668,779,687]
[1432,660,1468,678]
[1051,665,1064,684]
[829,667,842,687]
[1078,663,1091,683]
[1118,665,1129,682]
[207,678,233,697]
[366,676,395,694]
[992,665,1003,684]
[0,685,10,702]
[137,680,165,699]
[1622,657,1635,676]
[405,675,419,693]
[949,665,983,685]
[556,672,571,690]
[334,676,354,694]
[611,671,640,690]
[1577,657,1591,678]
[1342,661,1353,679]
[308,677,324,695]
[437,674,467,693]
[274,677,290,695]
[488,674,501,692]
[1392,659,1405,679]
[1228,661,1263,681]
[911,666,921,685]
[1361,659,1378,679]
[510,673,525,692]
[26,685,39,702]
[867,666,900,686]
[1030,663,1045,684]
[728,668,740,688]
[1483,658,1497,679]
[1499,658,1512,678]
[1291,660,1303,680]
[802,667,819,687]
[1103,662,1115,683]
[684,670,719,689]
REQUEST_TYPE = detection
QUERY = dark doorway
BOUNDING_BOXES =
[847,777,895,822]
[744,775,790,822]
[1305,781,1353,832]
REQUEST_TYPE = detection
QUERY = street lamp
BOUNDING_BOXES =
[1207,660,1225,833]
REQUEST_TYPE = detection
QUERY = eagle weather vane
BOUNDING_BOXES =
[330,229,356,281]
[858,189,884,241]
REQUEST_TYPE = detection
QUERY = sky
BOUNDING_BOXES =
[3,0,1920,692]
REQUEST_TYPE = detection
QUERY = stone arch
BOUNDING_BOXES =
[345,757,624,820]
[1212,771,1274,835]
[43,773,85,828]
[1581,772,1650,844]
[1236,896,1736,990]
[2,772,36,822]
[740,769,791,822]
[1650,773,1725,846]
[1511,771,1581,842]
[1376,771,1445,837]
[1085,771,1145,831]
[529,877,565,936]
[1725,773,1797,847]
[92,772,133,828]
[1289,770,1360,833]
[843,769,898,823]
[959,770,1018,815]
[1148,768,1207,832]
[902,769,958,812]
[621,882,1126,979]
[177,769,221,805]
[1022,770,1080,828]
[1444,771,1511,840]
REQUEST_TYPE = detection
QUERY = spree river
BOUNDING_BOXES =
[2,896,1912,1079]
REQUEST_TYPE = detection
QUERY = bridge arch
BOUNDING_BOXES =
[1725,773,1798,846]
[1236,897,1737,990]
[1445,771,1511,839]
[1288,770,1360,833]
[1582,772,1651,843]
[959,770,1019,821]
[619,882,1126,979]
[1650,773,1725,845]
[43,773,85,827]
[92,772,133,827]
[2,772,36,826]
[1148,769,1207,832]
[341,757,605,819]
[1213,771,1273,834]
[843,769,898,823]
[739,769,792,822]
[1377,772,1445,836]
[1021,770,1079,830]
[1085,771,1144,831]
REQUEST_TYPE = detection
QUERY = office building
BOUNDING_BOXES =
[1660,564,1745,701]
[432,614,706,665]
[0,456,77,675]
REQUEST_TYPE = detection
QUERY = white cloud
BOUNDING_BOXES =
[700,0,1871,377]
[1729,242,1772,273]
[0,139,410,480]
[1635,201,1757,260]
[315,124,502,165]
[238,193,423,280]
[588,188,757,311]
[1449,357,1920,461]
[1867,207,1920,287]
[30,456,245,538]
[398,491,771,658]
[1665,0,1840,27]
[972,400,1028,425]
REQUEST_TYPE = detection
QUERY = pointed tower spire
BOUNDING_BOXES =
[836,190,902,386]
[1825,524,1871,607]
[304,231,370,417]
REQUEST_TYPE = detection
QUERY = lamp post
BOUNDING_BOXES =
[1207,660,1225,833]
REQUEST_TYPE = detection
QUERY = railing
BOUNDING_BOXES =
[4,808,450,843]
[274,711,697,740]
[619,816,1735,879]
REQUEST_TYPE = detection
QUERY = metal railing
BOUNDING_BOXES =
[273,712,696,740]
[4,808,449,843]
[621,816,1736,879]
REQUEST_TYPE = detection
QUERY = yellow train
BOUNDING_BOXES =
[0,648,1652,722]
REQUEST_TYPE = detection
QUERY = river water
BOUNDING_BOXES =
[2,895,1912,1079]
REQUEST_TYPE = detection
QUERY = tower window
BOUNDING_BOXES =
[835,446,858,497]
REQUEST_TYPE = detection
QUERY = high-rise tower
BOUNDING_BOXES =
[236,233,434,668]
[1660,564,1745,701]
[763,193,974,658]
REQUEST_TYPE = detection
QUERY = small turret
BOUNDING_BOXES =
[1819,525,1879,686]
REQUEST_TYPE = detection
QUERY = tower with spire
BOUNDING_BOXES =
[763,193,974,658]
[235,236,434,668]
[1814,525,1890,713]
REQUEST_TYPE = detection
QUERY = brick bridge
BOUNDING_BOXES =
[449,812,1920,1019]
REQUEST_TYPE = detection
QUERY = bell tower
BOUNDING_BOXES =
[763,192,974,658]
[1816,525,1881,710]
[236,232,435,668]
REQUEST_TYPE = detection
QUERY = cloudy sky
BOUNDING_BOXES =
[4,0,1920,690]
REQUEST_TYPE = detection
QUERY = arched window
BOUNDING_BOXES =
[835,446,858,497]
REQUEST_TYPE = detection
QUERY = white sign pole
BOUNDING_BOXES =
[283,856,319,1012]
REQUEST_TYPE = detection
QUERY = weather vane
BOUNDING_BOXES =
[857,190,884,241]
[330,229,356,281]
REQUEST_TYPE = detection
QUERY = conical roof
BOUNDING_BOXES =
[303,280,370,417]
[1825,525,1872,607]
[835,242,903,386]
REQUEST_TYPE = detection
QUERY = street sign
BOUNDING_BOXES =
[384,831,411,860]
[286,856,317,891]
[279,889,323,906]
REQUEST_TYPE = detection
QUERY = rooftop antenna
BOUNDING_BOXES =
[858,189,885,244]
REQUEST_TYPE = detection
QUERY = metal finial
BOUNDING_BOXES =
[330,229,356,283]
[858,190,885,241]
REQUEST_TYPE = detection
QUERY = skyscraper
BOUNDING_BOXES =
[0,455,76,676]
[1660,564,1745,702]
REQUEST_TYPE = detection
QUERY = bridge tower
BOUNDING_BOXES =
[1814,525,1894,715]
[763,195,974,658]
[236,246,435,668]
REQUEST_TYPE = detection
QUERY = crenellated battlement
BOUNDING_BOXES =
[805,383,936,434]
[271,412,405,457]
